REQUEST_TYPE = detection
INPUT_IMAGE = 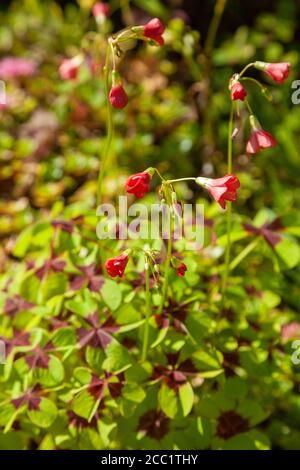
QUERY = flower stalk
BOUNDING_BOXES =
[221,102,234,301]
[142,260,152,362]
[97,43,114,206]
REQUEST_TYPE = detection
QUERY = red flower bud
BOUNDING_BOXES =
[92,2,110,19]
[125,171,151,199]
[109,85,128,109]
[143,18,165,46]
[59,58,80,80]
[230,82,247,101]
[246,129,277,154]
[264,62,290,83]
[197,175,240,209]
[105,253,129,278]
[176,262,187,277]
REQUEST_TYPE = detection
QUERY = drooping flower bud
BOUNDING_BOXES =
[109,71,128,109]
[176,262,187,277]
[105,253,129,278]
[230,81,247,101]
[246,115,277,154]
[254,61,290,84]
[143,18,165,46]
[125,171,152,199]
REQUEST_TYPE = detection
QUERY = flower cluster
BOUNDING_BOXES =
[107,18,165,109]
[229,61,290,155]
[104,169,241,279]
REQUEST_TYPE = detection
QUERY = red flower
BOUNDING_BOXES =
[246,129,277,154]
[92,2,110,19]
[143,18,165,46]
[125,171,151,199]
[230,82,247,101]
[109,85,128,109]
[197,175,240,209]
[105,254,129,278]
[264,62,290,83]
[59,58,81,80]
[176,263,187,277]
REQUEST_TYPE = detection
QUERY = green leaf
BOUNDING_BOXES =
[98,417,117,448]
[238,400,268,426]
[72,391,95,420]
[40,273,68,301]
[192,349,222,371]
[115,304,141,324]
[34,356,64,386]
[65,297,97,316]
[101,279,122,311]
[125,363,152,383]
[178,382,194,416]
[223,377,248,400]
[122,384,146,404]
[73,367,92,385]
[27,398,57,428]
[12,225,34,258]
[274,236,300,269]
[158,383,178,418]
[20,273,41,303]
[51,327,77,348]
[85,346,105,374]
[151,325,168,348]
[103,340,132,373]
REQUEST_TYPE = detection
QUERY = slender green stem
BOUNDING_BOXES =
[241,77,273,102]
[202,0,228,152]
[227,103,234,173]
[244,98,254,116]
[159,210,174,313]
[239,62,255,78]
[221,102,234,300]
[240,77,266,93]
[229,238,260,271]
[97,43,114,207]
[154,168,166,182]
[204,0,228,56]
[142,264,151,361]
[167,177,196,184]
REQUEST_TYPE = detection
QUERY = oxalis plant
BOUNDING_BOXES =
[0,1,299,451]
[101,20,291,362]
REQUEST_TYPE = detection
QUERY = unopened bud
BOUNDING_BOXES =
[154,264,160,274]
